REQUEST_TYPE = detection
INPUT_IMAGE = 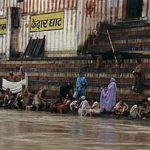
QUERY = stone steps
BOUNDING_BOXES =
[82,23,150,56]
[0,57,149,101]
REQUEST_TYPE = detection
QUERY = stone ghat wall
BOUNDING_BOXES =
[0,56,149,101]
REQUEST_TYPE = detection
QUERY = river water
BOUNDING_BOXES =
[0,110,150,150]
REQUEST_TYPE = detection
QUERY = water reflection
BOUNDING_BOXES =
[0,110,150,150]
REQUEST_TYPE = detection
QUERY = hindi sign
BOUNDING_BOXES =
[30,12,64,32]
[0,18,6,35]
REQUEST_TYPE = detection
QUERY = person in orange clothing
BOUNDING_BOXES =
[57,94,71,113]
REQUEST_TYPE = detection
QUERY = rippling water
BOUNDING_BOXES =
[0,110,150,150]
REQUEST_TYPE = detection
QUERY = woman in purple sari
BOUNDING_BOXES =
[100,78,117,112]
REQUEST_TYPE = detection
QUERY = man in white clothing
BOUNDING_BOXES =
[78,96,90,116]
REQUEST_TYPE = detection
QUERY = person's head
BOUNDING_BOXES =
[43,87,48,92]
[22,84,26,89]
[16,66,20,71]
[119,100,123,105]
[110,77,116,83]
[41,85,48,90]
[147,97,150,103]
[133,104,138,109]
[81,95,86,101]
[42,86,48,94]
[79,71,83,77]
[67,82,70,85]
[92,98,97,102]
[65,94,69,99]
[20,66,25,75]
[9,71,14,76]
[6,88,10,93]
[141,97,148,105]
[93,29,98,36]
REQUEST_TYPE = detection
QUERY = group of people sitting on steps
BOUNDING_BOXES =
[0,83,150,120]
[0,61,148,119]
[0,69,148,120]
[114,98,150,119]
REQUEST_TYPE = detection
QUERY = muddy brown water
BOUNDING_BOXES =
[0,110,150,150]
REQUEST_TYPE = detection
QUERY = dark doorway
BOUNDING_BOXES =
[127,0,143,19]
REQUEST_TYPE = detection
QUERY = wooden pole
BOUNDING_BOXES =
[106,29,118,67]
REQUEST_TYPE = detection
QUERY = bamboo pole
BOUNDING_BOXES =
[106,29,118,68]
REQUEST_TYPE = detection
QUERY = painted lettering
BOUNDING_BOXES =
[30,12,64,32]
[49,18,62,27]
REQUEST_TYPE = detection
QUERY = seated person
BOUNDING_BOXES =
[147,97,150,112]
[139,98,150,118]
[3,88,15,108]
[32,87,48,111]
[130,104,141,118]
[57,94,71,113]
[88,101,101,117]
[114,100,129,116]
[78,96,90,116]
[130,100,149,119]
[8,71,16,81]
[32,94,41,111]
[21,86,31,110]
[0,88,4,106]
[15,66,26,80]
[49,97,62,113]
[70,100,80,112]
[13,84,30,110]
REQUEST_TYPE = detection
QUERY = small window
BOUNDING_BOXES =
[127,0,143,19]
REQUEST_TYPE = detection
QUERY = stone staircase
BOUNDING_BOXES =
[81,21,150,58]
[0,55,149,102]
[1,22,150,102]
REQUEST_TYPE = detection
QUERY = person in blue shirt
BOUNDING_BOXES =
[75,71,87,99]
